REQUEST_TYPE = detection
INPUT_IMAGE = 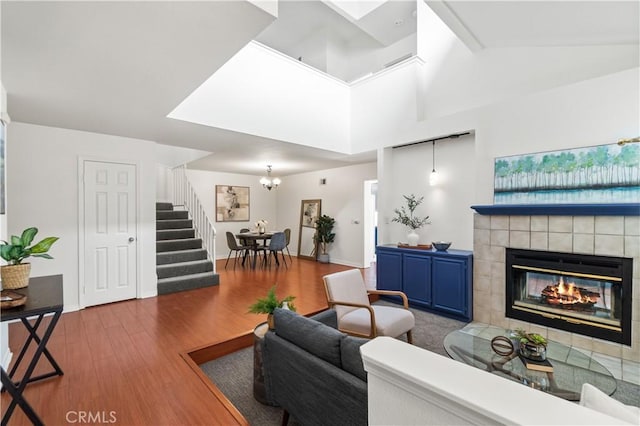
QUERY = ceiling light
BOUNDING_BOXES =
[429,141,438,186]
[260,165,281,191]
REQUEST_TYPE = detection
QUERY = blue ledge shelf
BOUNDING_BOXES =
[470,203,640,216]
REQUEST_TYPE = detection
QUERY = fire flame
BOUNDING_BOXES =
[547,277,599,305]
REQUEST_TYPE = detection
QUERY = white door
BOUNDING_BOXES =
[83,160,137,307]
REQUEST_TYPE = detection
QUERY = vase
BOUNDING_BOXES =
[407,231,419,246]
[519,342,547,361]
[258,226,265,234]
[267,314,275,330]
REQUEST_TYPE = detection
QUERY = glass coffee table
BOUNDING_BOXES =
[443,325,617,401]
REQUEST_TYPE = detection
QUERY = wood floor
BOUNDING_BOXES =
[1,257,373,425]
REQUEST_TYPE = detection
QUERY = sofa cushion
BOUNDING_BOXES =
[340,335,368,382]
[579,383,640,425]
[340,305,414,338]
[273,308,343,368]
[310,309,338,329]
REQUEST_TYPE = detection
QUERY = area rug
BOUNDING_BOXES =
[200,303,639,425]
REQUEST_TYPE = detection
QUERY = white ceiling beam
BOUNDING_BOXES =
[425,0,484,52]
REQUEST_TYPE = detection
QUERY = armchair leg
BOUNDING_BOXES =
[281,409,290,426]
[407,330,413,345]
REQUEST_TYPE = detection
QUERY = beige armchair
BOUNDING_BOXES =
[322,269,415,344]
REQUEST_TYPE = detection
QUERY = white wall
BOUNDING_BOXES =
[275,162,377,268]
[155,144,212,201]
[0,81,9,370]
[351,58,423,153]
[413,4,639,122]
[169,41,351,154]
[7,122,159,311]
[185,169,277,260]
[375,68,639,251]
[381,133,476,250]
[186,163,376,268]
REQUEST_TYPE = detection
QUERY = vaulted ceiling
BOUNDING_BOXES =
[2,1,638,176]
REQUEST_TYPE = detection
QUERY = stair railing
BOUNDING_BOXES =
[171,165,217,271]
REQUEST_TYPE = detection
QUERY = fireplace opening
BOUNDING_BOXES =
[506,248,632,345]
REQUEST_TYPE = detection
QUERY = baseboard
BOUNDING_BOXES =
[327,258,365,268]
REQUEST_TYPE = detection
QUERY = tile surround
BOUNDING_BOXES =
[473,213,640,384]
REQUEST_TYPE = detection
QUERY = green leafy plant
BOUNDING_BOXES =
[314,214,335,255]
[0,227,59,265]
[248,285,296,315]
[392,194,430,230]
[514,328,547,346]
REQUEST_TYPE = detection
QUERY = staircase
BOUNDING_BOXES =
[156,202,219,295]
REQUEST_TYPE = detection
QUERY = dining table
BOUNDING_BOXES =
[236,232,274,269]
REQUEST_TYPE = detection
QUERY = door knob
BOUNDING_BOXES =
[128,237,135,242]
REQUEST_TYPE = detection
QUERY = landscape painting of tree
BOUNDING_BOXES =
[494,142,639,204]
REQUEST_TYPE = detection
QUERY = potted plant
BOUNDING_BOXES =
[513,328,548,361]
[248,285,296,329]
[0,227,59,289]
[392,194,430,246]
[314,214,335,263]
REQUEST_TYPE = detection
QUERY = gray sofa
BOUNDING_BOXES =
[263,308,368,426]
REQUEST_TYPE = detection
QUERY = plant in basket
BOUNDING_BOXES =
[0,227,59,289]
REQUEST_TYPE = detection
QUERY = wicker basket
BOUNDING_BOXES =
[1,263,31,289]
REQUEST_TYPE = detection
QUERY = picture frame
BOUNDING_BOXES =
[301,199,320,228]
[215,185,249,222]
[298,199,321,260]
[493,142,640,205]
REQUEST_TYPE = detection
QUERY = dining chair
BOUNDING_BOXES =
[322,269,415,343]
[225,231,251,269]
[283,228,292,261]
[264,232,288,268]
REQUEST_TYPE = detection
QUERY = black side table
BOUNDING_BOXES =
[1,274,64,425]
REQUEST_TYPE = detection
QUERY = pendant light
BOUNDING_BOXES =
[429,141,438,186]
[260,165,281,191]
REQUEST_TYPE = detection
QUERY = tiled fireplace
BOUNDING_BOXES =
[472,210,639,363]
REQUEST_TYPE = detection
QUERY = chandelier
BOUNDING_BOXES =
[260,165,281,191]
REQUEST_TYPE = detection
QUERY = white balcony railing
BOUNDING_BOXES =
[171,165,216,272]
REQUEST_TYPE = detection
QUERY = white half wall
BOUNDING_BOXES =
[170,41,351,153]
[7,122,159,311]
[362,337,627,426]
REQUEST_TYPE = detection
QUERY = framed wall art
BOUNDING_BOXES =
[494,142,640,205]
[215,185,249,222]
[298,199,321,260]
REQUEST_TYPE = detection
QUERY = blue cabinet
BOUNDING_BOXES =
[403,253,432,307]
[376,250,402,292]
[432,256,468,317]
[376,245,473,322]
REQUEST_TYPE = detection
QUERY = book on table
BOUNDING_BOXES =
[519,354,554,372]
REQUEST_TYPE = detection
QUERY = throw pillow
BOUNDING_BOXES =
[273,308,344,368]
[579,383,640,425]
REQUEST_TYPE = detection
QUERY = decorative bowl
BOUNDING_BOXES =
[432,241,452,251]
